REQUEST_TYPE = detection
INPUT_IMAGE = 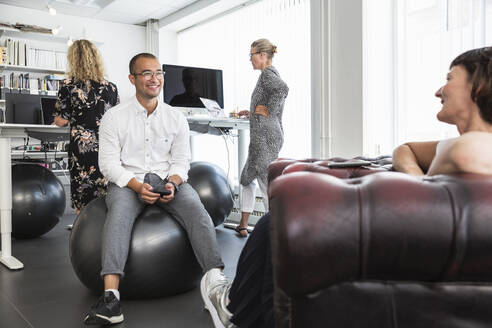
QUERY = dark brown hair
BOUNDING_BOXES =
[450,47,492,124]
[129,53,158,74]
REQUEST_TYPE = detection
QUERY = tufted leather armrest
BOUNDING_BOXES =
[268,156,392,184]
[269,171,492,298]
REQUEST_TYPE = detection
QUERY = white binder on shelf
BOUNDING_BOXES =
[7,38,14,65]
[13,40,18,65]
[18,41,26,66]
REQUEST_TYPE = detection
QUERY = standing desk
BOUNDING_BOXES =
[0,117,249,270]
[0,124,69,270]
[186,116,250,177]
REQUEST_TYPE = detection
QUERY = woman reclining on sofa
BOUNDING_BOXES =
[200,46,492,328]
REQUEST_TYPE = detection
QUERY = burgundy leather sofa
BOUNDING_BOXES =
[268,158,492,328]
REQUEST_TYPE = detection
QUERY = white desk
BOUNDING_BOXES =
[10,150,69,160]
[0,118,249,271]
[0,123,69,270]
[186,116,250,177]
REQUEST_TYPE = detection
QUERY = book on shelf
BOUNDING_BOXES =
[12,40,18,66]
[46,79,57,91]
[45,74,65,80]
[7,38,13,65]
[3,37,67,70]
[19,41,26,66]
[0,46,7,64]
[1,71,64,95]
[0,74,5,99]
[29,78,38,93]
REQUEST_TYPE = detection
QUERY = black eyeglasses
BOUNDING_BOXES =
[133,70,165,80]
[249,52,261,59]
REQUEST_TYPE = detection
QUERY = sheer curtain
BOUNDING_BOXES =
[176,0,311,183]
[364,0,492,156]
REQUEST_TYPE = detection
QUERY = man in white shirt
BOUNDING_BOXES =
[83,53,225,326]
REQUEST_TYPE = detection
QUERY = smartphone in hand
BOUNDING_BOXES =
[157,189,172,196]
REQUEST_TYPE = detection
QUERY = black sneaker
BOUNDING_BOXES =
[84,291,124,325]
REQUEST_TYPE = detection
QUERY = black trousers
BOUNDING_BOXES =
[228,213,274,328]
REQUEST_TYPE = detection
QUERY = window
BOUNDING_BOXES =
[177,0,311,182]
[364,0,491,156]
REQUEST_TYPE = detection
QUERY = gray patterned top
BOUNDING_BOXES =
[240,66,289,186]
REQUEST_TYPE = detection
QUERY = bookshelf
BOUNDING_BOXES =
[0,28,71,114]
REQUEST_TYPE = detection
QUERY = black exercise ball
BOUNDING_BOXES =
[188,161,234,226]
[70,197,202,300]
[11,164,65,239]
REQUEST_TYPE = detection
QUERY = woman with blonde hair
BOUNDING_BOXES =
[235,38,289,237]
[54,39,119,214]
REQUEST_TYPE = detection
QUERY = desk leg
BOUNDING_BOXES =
[0,137,23,270]
[190,135,195,162]
[237,129,248,209]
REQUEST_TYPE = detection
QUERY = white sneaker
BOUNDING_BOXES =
[200,268,236,328]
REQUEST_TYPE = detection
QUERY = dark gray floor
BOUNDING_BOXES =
[0,214,248,328]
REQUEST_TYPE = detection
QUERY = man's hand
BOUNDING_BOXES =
[138,183,160,204]
[128,178,160,204]
[158,183,175,204]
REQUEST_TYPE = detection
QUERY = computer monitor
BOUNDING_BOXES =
[5,93,42,125]
[162,64,224,109]
[41,97,57,125]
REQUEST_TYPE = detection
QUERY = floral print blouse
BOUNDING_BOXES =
[55,78,119,210]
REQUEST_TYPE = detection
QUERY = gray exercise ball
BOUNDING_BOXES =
[69,197,202,299]
[188,161,234,226]
[12,164,65,239]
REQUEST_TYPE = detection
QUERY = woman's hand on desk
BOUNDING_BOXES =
[53,116,69,127]
[237,110,250,119]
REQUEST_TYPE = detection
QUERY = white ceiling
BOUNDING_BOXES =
[0,0,200,26]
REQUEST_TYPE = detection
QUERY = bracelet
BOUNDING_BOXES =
[169,181,179,194]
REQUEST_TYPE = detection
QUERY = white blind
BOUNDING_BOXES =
[177,0,311,182]
[364,0,492,156]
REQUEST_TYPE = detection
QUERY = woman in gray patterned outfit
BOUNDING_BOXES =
[236,39,289,237]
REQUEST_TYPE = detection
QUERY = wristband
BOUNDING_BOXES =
[169,181,179,194]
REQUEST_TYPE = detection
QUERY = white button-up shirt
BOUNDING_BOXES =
[99,97,191,188]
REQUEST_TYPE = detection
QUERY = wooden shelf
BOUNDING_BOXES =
[0,64,65,74]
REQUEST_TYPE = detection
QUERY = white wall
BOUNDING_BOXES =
[159,27,178,65]
[362,0,394,156]
[0,4,146,101]
[311,0,363,158]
